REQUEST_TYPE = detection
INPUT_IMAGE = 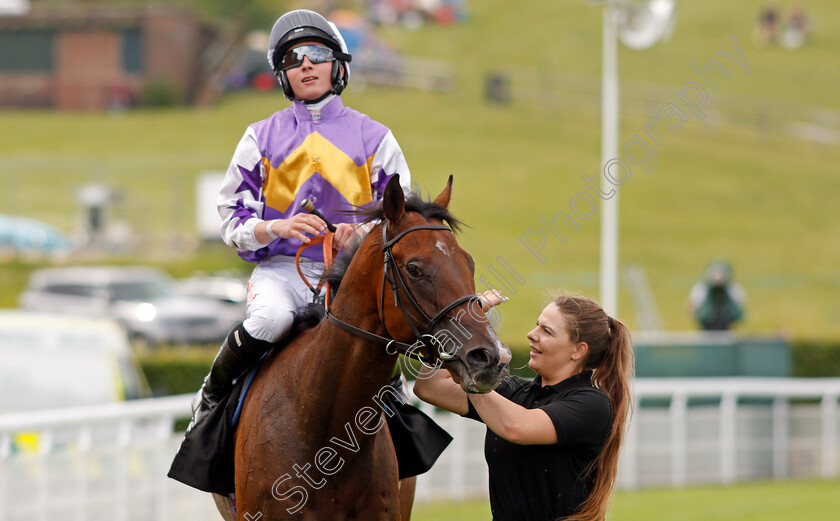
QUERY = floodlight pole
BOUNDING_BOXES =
[600,2,620,316]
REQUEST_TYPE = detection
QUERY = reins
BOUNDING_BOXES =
[296,232,337,308]
[376,222,477,360]
[295,218,480,366]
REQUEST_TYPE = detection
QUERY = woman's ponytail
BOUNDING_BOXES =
[553,295,634,521]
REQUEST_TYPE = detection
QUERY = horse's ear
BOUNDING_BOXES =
[433,175,453,210]
[383,174,405,222]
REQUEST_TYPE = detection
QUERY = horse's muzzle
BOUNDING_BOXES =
[460,341,511,393]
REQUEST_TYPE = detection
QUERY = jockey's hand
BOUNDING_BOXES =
[268,214,326,243]
[477,289,508,309]
[334,222,367,250]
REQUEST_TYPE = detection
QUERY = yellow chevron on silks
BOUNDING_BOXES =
[262,132,375,213]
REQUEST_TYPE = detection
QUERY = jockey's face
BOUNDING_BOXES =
[285,41,335,101]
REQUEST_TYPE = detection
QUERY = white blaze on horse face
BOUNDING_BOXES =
[497,342,512,366]
[435,240,450,256]
[488,327,512,366]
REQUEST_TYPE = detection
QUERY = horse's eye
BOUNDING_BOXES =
[405,264,423,278]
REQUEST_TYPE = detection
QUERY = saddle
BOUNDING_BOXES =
[168,233,451,495]
[168,352,452,494]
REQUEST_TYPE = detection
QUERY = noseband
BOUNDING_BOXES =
[325,220,480,365]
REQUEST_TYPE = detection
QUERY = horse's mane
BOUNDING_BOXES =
[324,192,463,294]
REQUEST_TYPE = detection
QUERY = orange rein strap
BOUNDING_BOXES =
[295,232,337,308]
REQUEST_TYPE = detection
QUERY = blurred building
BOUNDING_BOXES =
[0,5,237,109]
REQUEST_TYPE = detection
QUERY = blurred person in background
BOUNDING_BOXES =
[414,294,634,521]
[687,259,746,331]
[753,5,780,47]
[780,4,811,49]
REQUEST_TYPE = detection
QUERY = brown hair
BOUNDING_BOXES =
[552,294,634,521]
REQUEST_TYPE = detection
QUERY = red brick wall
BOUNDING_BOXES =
[0,8,214,110]
[143,10,202,103]
[54,31,127,110]
[0,74,53,107]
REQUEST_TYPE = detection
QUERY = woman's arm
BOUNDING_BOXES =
[467,392,558,445]
[413,366,558,445]
[416,291,558,444]
[412,365,469,416]
[411,289,504,414]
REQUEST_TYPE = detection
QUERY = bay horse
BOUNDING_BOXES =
[213,175,510,520]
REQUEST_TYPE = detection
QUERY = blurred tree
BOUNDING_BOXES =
[27,0,294,30]
[192,0,290,29]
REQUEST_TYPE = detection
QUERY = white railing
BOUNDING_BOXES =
[413,377,840,498]
[1,378,839,520]
[619,377,840,489]
[0,395,212,521]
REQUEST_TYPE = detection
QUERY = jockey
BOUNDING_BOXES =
[190,9,412,427]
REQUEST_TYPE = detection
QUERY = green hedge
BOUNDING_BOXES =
[137,347,216,397]
[139,345,538,396]
[509,342,840,378]
[137,341,840,398]
[791,340,840,377]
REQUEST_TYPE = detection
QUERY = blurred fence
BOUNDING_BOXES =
[619,377,840,488]
[0,395,212,521]
[419,377,840,495]
[2,377,839,519]
[354,56,455,93]
[488,67,840,146]
[0,154,216,258]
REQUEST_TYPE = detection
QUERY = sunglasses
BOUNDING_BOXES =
[280,45,337,71]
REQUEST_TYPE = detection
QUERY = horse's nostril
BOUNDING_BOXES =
[466,347,493,368]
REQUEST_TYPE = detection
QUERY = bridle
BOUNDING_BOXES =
[324,220,481,366]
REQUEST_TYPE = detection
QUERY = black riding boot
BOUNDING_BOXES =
[189,323,274,429]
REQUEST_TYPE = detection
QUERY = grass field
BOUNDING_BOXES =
[412,479,840,521]
[1,0,839,344]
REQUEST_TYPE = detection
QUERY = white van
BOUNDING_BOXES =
[0,310,151,415]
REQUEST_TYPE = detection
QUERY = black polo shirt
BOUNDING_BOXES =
[465,371,612,521]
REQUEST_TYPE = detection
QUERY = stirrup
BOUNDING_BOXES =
[186,384,218,432]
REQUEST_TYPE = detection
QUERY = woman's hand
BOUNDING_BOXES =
[478,289,509,309]
[333,222,368,250]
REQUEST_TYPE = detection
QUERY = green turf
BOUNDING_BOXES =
[1,0,839,342]
[412,479,840,521]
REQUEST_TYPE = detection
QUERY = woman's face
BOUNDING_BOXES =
[526,303,582,381]
[284,42,335,101]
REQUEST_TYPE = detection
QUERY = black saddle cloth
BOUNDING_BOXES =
[167,375,452,494]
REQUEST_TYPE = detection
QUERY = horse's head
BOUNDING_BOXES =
[376,175,510,393]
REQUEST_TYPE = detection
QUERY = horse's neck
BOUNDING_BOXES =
[298,269,397,432]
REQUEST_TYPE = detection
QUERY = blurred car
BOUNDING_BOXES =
[19,266,241,346]
[178,274,248,307]
[0,214,74,258]
[0,310,151,415]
